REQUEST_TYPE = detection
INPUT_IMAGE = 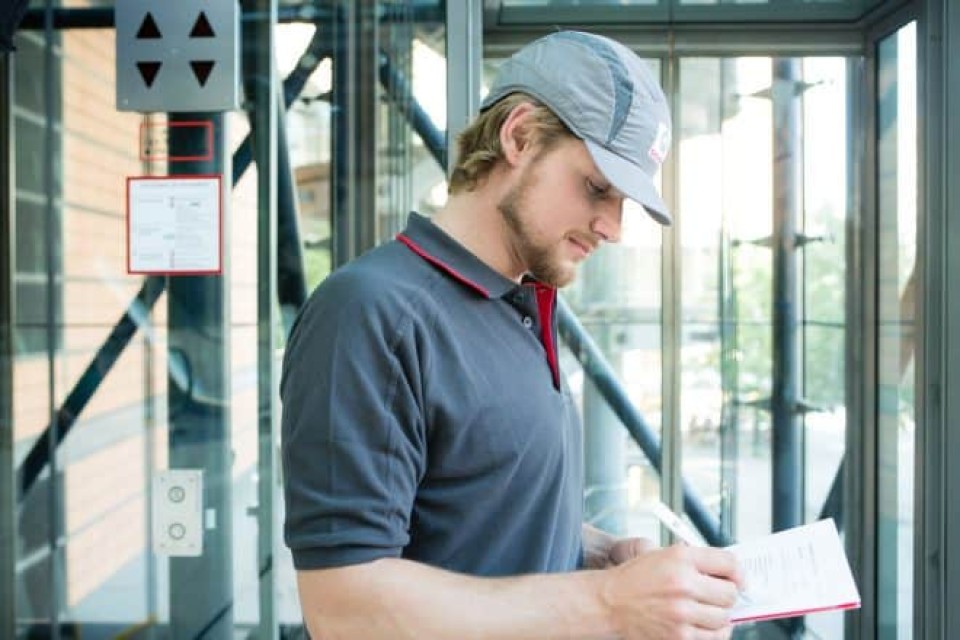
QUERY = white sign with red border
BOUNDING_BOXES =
[127,175,222,275]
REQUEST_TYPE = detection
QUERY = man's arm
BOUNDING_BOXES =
[298,546,742,640]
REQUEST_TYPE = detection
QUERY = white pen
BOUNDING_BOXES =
[645,500,761,605]
[644,498,704,546]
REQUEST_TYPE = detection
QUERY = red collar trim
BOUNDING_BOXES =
[528,282,560,390]
[397,233,490,298]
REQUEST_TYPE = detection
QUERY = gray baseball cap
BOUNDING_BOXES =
[481,31,673,225]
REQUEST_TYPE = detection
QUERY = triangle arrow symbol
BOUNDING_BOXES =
[136,12,162,39]
[189,12,216,38]
[136,61,162,88]
[190,60,215,87]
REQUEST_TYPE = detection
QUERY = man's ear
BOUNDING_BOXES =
[499,102,537,168]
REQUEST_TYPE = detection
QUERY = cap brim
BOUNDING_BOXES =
[584,139,672,226]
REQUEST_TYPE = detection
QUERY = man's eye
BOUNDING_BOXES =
[586,179,608,197]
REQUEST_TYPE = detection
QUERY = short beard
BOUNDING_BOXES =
[497,166,575,288]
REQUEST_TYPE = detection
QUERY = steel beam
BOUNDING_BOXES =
[19,4,444,30]
[166,114,233,639]
[770,58,804,535]
[918,0,959,637]
[445,0,483,176]
[581,273,628,535]
[0,49,16,640]
[241,0,279,636]
[331,0,379,267]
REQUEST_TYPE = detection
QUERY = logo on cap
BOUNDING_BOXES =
[648,122,671,166]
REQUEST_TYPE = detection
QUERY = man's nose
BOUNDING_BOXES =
[590,200,624,244]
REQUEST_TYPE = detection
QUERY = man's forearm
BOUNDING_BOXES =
[298,557,619,640]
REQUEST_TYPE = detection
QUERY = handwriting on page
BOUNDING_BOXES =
[727,519,861,623]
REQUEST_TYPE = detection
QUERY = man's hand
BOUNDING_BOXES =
[602,544,743,640]
[581,523,654,569]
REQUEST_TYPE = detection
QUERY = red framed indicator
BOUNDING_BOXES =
[139,121,214,162]
[126,174,223,276]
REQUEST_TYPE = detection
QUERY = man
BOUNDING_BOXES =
[281,30,743,639]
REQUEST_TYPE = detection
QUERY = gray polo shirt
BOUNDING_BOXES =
[281,212,584,576]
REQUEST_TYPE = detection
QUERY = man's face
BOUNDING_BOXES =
[497,137,625,287]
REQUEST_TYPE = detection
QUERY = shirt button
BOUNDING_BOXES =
[522,316,534,329]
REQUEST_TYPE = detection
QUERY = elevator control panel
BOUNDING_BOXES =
[153,469,203,557]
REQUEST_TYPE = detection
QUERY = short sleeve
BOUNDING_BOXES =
[280,271,428,570]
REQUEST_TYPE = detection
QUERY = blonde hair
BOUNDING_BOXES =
[447,93,573,195]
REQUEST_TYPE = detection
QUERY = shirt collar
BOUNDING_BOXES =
[397,212,530,300]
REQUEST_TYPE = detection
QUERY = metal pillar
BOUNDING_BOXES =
[583,323,627,535]
[331,0,378,267]
[445,0,482,175]
[770,58,804,535]
[0,50,16,640]
[939,1,960,633]
[718,228,740,541]
[166,114,233,639]
[276,100,308,331]
[241,0,279,637]
[660,56,684,538]
[582,255,628,535]
[919,0,960,637]
[41,2,64,633]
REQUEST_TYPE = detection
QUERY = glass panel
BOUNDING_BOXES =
[14,25,162,633]
[404,35,448,219]
[375,14,447,239]
[876,21,916,640]
[283,22,333,292]
[678,56,775,543]
[11,27,63,636]
[10,15,287,637]
[677,54,851,636]
[800,55,849,640]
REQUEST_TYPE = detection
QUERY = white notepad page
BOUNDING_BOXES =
[727,518,861,623]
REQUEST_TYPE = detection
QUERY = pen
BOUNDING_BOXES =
[644,499,704,546]
[645,500,762,605]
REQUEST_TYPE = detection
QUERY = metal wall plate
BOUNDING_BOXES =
[116,0,240,113]
[152,469,203,557]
